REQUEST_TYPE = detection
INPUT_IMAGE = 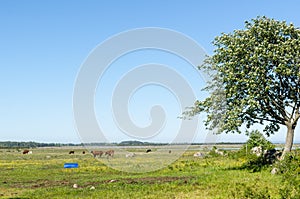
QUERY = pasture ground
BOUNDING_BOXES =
[0,145,295,198]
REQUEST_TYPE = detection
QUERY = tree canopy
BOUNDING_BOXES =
[185,16,300,154]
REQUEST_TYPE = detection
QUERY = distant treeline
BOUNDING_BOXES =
[118,140,167,146]
[0,140,249,148]
[0,141,167,148]
[118,141,247,146]
[0,141,83,148]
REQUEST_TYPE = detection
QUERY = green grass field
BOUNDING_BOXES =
[0,146,288,198]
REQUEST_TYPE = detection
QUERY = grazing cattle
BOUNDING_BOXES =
[105,150,114,157]
[82,151,86,154]
[69,151,75,154]
[91,150,103,158]
[169,150,172,154]
[146,149,152,153]
[23,150,30,154]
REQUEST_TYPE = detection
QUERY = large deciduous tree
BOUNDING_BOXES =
[185,16,300,156]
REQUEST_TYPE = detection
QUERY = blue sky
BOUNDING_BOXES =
[1,1,300,143]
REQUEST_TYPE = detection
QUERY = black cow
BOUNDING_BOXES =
[146,149,152,153]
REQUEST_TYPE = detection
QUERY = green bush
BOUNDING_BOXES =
[232,130,276,172]
[231,183,271,199]
[276,151,300,199]
[241,155,270,172]
[242,130,275,153]
[230,130,275,159]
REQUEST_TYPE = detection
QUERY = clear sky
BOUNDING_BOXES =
[1,0,300,143]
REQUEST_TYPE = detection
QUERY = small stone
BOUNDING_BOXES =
[271,168,278,175]
[194,152,204,157]
[126,153,135,158]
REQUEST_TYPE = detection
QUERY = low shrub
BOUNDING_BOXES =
[231,130,277,172]
[275,151,300,199]
[231,182,271,199]
[241,130,275,154]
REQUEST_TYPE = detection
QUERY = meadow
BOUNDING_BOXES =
[0,145,293,198]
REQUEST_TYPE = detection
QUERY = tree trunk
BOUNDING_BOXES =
[282,123,295,158]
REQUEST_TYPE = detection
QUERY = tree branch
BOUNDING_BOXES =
[266,91,290,118]
[252,115,285,125]
[259,99,286,124]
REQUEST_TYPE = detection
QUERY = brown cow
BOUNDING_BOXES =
[91,150,103,158]
[23,150,30,154]
[105,150,114,158]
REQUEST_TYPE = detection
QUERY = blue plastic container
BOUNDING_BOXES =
[64,163,78,168]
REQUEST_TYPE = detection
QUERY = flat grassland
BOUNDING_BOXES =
[0,146,284,198]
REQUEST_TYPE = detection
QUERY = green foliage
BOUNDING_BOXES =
[243,130,275,152]
[233,130,276,172]
[276,151,300,199]
[232,183,271,199]
[232,130,274,159]
[241,155,269,172]
[184,16,300,139]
